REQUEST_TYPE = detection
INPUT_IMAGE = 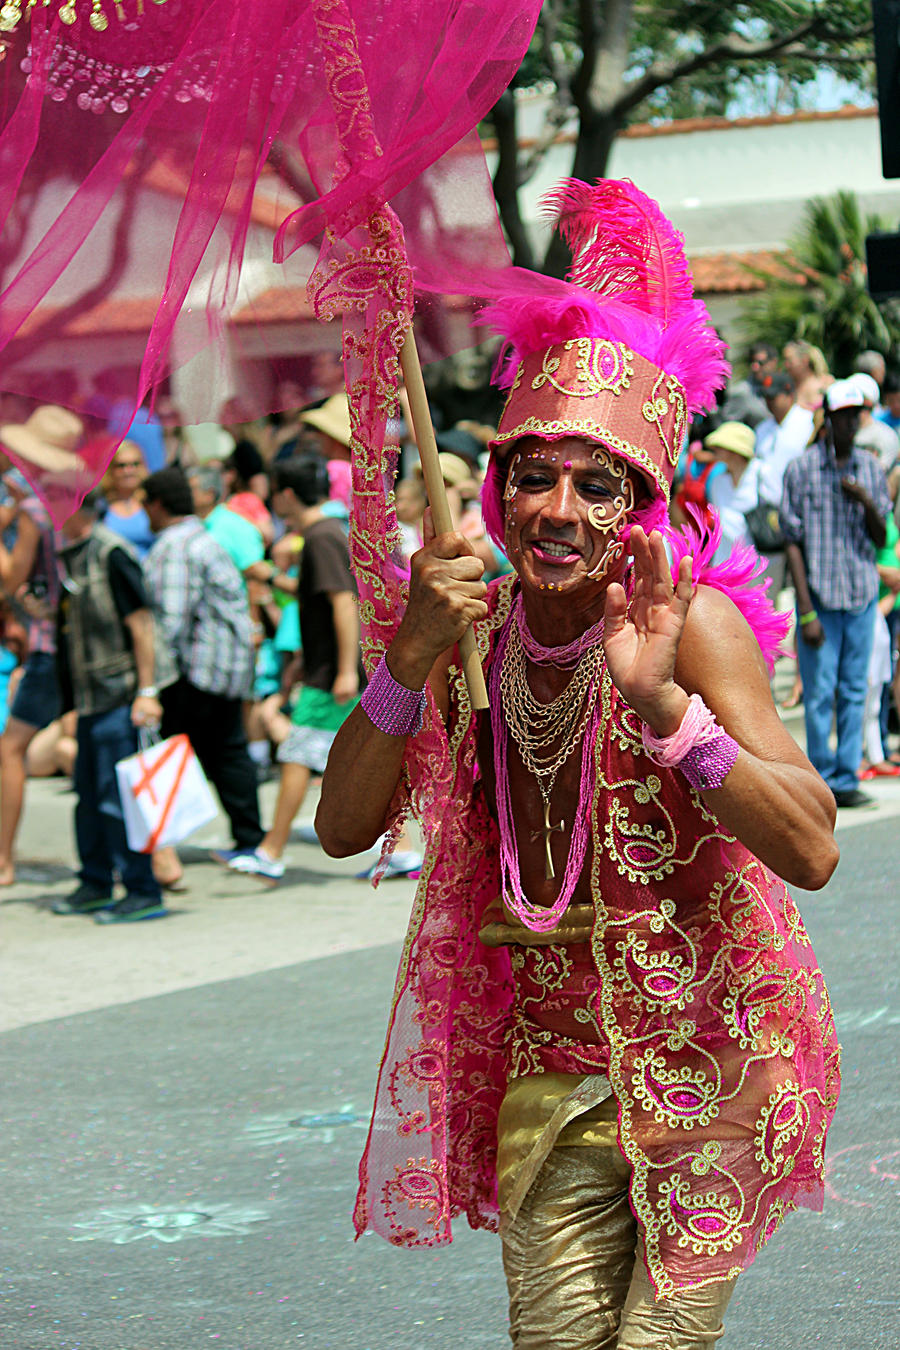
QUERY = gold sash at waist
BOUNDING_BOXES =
[478,895,595,948]
[497,1071,619,1219]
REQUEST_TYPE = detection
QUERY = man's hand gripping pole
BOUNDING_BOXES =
[399,329,489,710]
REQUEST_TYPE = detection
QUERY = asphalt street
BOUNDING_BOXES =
[2,751,899,1350]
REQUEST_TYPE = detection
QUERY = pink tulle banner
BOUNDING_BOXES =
[0,0,542,518]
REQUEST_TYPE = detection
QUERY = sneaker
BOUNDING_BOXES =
[356,850,423,881]
[226,847,285,883]
[51,884,114,916]
[832,788,877,809]
[210,847,257,867]
[94,894,168,924]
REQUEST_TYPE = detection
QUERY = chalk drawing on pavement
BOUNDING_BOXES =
[824,1142,900,1209]
[70,1202,270,1244]
[244,1105,367,1147]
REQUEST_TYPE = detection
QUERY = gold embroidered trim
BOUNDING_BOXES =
[491,415,672,502]
[531,338,635,399]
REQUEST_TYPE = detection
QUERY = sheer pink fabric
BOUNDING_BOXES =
[0,0,541,518]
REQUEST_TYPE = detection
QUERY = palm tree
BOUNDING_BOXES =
[738,190,900,375]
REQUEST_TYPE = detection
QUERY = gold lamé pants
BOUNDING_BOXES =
[481,900,737,1347]
[500,1144,736,1350]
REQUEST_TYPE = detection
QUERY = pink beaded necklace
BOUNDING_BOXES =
[491,603,604,933]
[514,592,605,667]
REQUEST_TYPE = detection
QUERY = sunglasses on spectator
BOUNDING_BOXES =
[113,460,144,469]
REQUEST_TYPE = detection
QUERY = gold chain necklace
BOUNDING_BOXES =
[500,620,602,878]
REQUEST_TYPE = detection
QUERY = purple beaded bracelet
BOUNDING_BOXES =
[678,733,739,793]
[360,654,427,737]
[642,693,739,793]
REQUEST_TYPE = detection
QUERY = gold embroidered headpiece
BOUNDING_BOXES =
[489,336,687,501]
[479,178,728,542]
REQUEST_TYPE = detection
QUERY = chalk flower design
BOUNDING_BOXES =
[71,1202,269,1244]
[244,1105,367,1147]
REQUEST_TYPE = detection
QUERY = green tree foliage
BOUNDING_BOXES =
[490,2,874,273]
[738,190,900,376]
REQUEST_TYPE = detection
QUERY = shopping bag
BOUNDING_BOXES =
[115,733,218,854]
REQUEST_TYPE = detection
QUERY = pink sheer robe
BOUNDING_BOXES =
[0,0,541,518]
[354,575,841,1298]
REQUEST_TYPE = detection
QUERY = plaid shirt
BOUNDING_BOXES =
[780,442,892,612]
[144,517,254,699]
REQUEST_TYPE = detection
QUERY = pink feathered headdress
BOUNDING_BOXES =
[481,178,729,544]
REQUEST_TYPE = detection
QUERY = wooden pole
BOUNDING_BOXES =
[399,327,489,711]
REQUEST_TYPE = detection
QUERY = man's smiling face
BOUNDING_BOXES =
[502,436,639,595]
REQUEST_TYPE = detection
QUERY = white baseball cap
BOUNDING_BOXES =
[824,379,864,413]
[847,372,880,408]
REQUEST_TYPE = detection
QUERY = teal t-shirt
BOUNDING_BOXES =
[204,503,265,576]
[274,601,301,655]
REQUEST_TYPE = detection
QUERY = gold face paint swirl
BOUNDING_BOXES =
[586,446,633,580]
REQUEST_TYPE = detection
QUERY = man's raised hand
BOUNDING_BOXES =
[602,526,693,735]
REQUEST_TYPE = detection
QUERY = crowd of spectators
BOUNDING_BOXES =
[0,335,897,915]
[0,378,502,916]
[676,340,900,808]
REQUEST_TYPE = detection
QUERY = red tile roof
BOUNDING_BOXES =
[230,287,475,324]
[131,156,299,231]
[18,295,161,338]
[621,103,876,141]
[481,102,876,154]
[231,287,315,325]
[16,249,804,341]
[689,250,808,294]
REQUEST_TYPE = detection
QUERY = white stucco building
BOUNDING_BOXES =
[14,101,900,411]
[496,97,900,339]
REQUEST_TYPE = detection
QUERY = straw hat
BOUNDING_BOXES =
[703,421,756,461]
[413,451,473,488]
[0,405,83,476]
[299,393,351,448]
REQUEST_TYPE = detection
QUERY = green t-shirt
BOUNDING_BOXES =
[877,513,900,611]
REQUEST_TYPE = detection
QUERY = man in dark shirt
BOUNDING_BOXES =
[53,491,174,921]
[227,455,361,882]
[781,380,892,808]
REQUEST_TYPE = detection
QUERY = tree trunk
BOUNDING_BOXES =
[489,91,538,272]
[541,109,621,277]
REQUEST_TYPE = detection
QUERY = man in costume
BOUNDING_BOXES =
[315,180,841,1348]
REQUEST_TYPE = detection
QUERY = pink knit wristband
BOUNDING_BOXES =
[641,693,739,792]
[360,654,427,737]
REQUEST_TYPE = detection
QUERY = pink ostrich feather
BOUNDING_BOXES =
[666,505,791,675]
[549,178,694,319]
[480,178,729,417]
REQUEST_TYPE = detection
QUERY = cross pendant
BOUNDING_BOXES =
[530,797,565,881]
